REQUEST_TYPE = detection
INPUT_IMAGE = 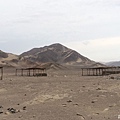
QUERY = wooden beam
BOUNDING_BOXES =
[1,67,3,80]
[21,69,23,76]
[81,69,83,76]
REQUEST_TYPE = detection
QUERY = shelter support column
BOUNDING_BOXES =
[21,69,23,76]
[16,69,17,76]
[81,69,83,76]
[0,67,3,80]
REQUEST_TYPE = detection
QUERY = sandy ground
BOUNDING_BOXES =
[0,68,120,120]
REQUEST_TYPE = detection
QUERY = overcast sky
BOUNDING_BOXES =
[0,0,120,62]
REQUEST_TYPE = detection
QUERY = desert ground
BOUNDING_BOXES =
[0,67,120,120]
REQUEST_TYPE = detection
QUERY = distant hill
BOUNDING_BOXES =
[105,61,120,66]
[20,43,95,66]
[0,50,8,58]
[0,50,18,67]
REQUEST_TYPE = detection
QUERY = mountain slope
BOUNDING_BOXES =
[0,50,8,58]
[20,43,94,65]
[105,61,120,66]
[0,50,18,67]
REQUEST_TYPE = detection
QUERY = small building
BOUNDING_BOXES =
[16,67,47,77]
[81,66,120,76]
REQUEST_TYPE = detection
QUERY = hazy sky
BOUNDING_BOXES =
[0,0,120,62]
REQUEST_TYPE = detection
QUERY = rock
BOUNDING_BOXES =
[62,104,67,107]
[91,101,95,103]
[23,106,26,110]
[67,100,72,103]
[17,110,21,113]
[73,103,79,106]
[109,105,113,108]
[0,108,3,114]
[110,76,114,79]
[76,113,85,120]
[96,88,101,90]
[33,115,36,118]
[0,112,3,114]
[18,116,22,118]
[7,108,17,114]
[95,113,99,115]
[0,106,3,108]
[5,111,10,115]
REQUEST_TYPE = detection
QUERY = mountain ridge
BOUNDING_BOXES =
[0,43,104,68]
[105,61,120,66]
[20,43,94,65]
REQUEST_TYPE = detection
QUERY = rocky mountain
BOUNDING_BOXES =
[0,43,104,68]
[20,43,95,65]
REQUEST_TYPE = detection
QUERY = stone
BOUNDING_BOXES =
[7,108,17,114]
[67,100,72,103]
[0,106,3,108]
[0,111,3,114]
[5,112,10,115]
[96,88,101,90]
[23,106,26,110]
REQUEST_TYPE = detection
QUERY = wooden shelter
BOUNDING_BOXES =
[16,67,47,77]
[0,67,3,80]
[81,67,120,76]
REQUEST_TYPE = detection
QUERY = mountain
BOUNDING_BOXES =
[105,61,120,66]
[0,50,18,67]
[20,43,95,66]
[0,43,104,68]
[0,50,8,58]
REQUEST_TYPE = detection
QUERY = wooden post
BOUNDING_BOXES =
[99,69,100,76]
[21,69,23,76]
[82,69,83,76]
[33,69,35,76]
[16,69,17,76]
[92,69,94,76]
[96,69,98,76]
[28,69,30,76]
[88,69,90,76]
[33,69,34,76]
[1,67,3,80]
[102,69,103,75]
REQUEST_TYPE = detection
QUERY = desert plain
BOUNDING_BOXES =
[0,67,120,120]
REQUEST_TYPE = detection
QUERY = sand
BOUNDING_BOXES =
[0,68,120,120]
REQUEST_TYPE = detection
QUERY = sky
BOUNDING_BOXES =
[0,0,120,62]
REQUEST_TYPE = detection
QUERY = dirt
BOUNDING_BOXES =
[0,68,120,120]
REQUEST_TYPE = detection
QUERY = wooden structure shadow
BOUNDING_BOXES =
[16,67,47,77]
[81,67,120,76]
[0,67,3,80]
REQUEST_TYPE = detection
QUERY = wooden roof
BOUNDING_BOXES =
[16,67,46,70]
